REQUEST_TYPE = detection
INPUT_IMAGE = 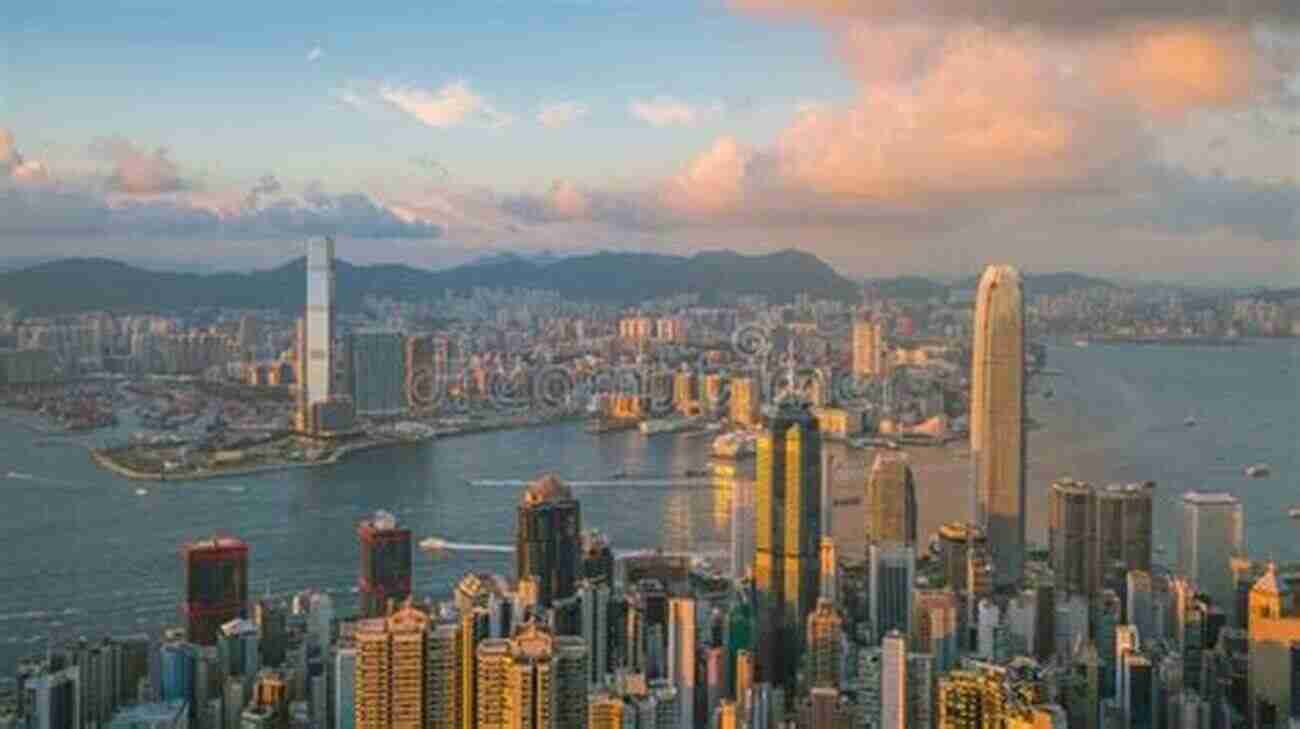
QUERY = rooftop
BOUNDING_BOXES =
[1181,491,1239,505]
[522,474,573,504]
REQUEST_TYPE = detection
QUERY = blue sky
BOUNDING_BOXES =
[1,0,1297,283]
[4,1,849,188]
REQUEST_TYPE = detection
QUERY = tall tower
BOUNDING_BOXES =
[881,630,907,729]
[754,400,822,693]
[181,536,249,646]
[667,597,697,729]
[865,452,918,546]
[970,264,1026,588]
[357,511,413,618]
[1178,492,1243,613]
[516,475,582,608]
[1095,482,1155,578]
[302,236,336,432]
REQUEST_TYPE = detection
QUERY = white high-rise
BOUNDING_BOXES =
[1178,492,1243,613]
[970,264,1026,588]
[302,237,336,429]
[881,631,907,729]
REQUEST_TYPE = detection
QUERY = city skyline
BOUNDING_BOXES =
[1,2,1297,283]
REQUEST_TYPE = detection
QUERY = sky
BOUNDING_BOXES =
[1,0,1297,283]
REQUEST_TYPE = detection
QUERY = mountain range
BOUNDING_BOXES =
[0,248,1151,316]
[0,248,863,315]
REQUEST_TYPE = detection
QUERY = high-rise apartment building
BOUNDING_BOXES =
[353,604,431,729]
[1178,492,1243,613]
[516,475,582,608]
[357,511,413,618]
[754,401,822,692]
[970,264,1026,588]
[475,622,587,729]
[181,536,249,646]
[865,452,918,547]
[729,375,760,428]
[852,319,886,378]
[1247,564,1300,724]
[805,598,843,689]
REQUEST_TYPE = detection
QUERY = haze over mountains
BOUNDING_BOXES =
[0,248,1134,316]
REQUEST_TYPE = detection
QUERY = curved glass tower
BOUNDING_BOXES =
[970,264,1026,588]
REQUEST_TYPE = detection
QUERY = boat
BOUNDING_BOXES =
[419,537,447,552]
[1042,388,1054,399]
[1289,508,1300,519]
[134,488,148,496]
[1074,339,1090,348]
[584,416,637,434]
[1245,463,1271,478]
[639,415,703,436]
[1183,415,1197,427]
[712,432,756,460]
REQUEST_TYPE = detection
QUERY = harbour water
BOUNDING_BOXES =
[0,340,1296,673]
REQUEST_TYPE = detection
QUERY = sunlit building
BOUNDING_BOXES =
[865,452,918,547]
[754,400,822,692]
[970,264,1026,588]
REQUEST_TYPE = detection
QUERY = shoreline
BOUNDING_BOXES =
[88,412,583,482]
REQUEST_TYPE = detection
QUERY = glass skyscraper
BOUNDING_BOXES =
[970,264,1026,588]
[1178,491,1243,614]
[754,400,822,693]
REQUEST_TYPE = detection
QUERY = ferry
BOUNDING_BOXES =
[134,488,149,496]
[1245,463,1271,478]
[639,415,703,436]
[1183,415,1198,428]
[1289,508,1300,519]
[419,537,448,552]
[1073,339,1090,348]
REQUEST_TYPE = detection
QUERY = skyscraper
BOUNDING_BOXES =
[819,537,838,604]
[667,597,696,729]
[1178,492,1243,613]
[869,542,916,636]
[865,452,918,547]
[881,630,907,729]
[1095,482,1155,578]
[852,318,886,378]
[754,400,822,693]
[970,264,1026,588]
[1049,479,1096,595]
[354,603,431,729]
[181,536,249,646]
[300,236,338,433]
[516,475,582,608]
[805,598,843,689]
[346,330,406,417]
[357,511,413,618]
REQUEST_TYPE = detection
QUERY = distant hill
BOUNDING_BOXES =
[0,248,861,315]
[952,271,1120,297]
[865,276,949,301]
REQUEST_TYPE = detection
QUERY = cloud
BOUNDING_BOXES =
[501,180,661,230]
[307,45,323,63]
[536,101,589,128]
[89,136,184,194]
[380,81,513,129]
[330,87,372,112]
[244,174,282,208]
[661,137,758,215]
[0,128,49,183]
[628,97,723,127]
[729,0,1297,28]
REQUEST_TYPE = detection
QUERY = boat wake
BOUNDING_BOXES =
[469,478,710,489]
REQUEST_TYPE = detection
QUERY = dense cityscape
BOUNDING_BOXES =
[0,236,1294,729]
